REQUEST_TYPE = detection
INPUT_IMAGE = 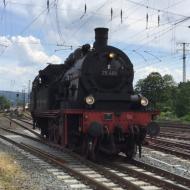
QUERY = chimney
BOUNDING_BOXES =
[93,27,109,49]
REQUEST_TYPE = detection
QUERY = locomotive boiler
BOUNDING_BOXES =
[31,28,159,160]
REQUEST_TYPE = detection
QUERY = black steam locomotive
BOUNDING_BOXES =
[31,28,159,160]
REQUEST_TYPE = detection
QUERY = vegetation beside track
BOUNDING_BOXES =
[135,72,190,123]
[156,114,190,125]
[0,152,34,190]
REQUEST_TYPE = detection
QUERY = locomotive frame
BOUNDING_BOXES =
[31,28,159,160]
[33,108,158,160]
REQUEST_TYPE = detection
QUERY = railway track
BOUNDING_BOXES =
[7,117,190,161]
[0,123,190,190]
[18,118,190,142]
[19,118,33,125]
[19,119,190,141]
[159,122,190,129]
[100,158,190,190]
[0,126,42,142]
[149,137,190,150]
[13,117,190,160]
[146,137,190,159]
[160,134,190,142]
[147,123,190,159]
[0,131,157,190]
[158,122,190,141]
[146,142,190,160]
[4,116,40,137]
[159,132,190,141]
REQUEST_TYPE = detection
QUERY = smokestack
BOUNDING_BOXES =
[93,27,109,49]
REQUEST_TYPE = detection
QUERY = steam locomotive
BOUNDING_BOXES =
[31,28,159,160]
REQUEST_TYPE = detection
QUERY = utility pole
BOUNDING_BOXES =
[22,88,26,111]
[177,42,190,82]
[28,80,31,105]
[16,93,19,109]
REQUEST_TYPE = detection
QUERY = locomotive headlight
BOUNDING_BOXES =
[85,95,95,105]
[141,97,149,106]
[108,52,115,59]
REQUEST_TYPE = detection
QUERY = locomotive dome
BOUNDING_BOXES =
[81,27,134,93]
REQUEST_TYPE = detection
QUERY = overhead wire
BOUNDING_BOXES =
[70,0,111,38]
[111,0,185,39]
[144,50,162,62]
[0,1,55,57]
[135,53,182,71]
[54,0,65,45]
[132,50,147,62]
[80,3,87,19]
[0,0,190,77]
[107,0,146,34]
[129,30,186,71]
[1,2,184,48]
[132,7,190,51]
[119,17,182,58]
[125,0,188,18]
[121,15,188,55]
[128,8,185,42]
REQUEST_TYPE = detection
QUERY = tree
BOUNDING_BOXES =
[135,72,176,110]
[135,72,190,118]
[174,82,190,117]
[160,74,177,111]
[0,96,11,110]
[135,72,164,108]
[162,74,176,87]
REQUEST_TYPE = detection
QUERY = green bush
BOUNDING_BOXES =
[180,113,190,122]
[0,96,11,110]
[157,111,179,121]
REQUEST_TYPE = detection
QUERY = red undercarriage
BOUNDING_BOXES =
[33,109,159,146]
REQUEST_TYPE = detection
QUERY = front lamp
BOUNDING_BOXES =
[108,52,115,59]
[85,95,95,105]
[141,97,149,106]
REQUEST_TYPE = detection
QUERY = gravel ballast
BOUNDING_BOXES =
[135,147,190,179]
[0,139,71,190]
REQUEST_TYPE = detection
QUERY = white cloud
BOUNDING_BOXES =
[3,0,190,49]
[0,35,62,90]
[1,35,62,67]
[134,65,182,84]
[1,0,190,91]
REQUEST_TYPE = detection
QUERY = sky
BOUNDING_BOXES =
[1,0,190,92]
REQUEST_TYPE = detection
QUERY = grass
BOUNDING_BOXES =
[156,111,190,125]
[0,152,31,190]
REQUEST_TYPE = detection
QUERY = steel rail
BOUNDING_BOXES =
[10,118,40,137]
[105,160,190,190]
[0,132,145,190]
[0,134,112,190]
[2,117,189,190]
[23,144,142,190]
[147,142,190,160]
[147,137,190,150]
[131,159,190,187]
[0,126,42,142]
